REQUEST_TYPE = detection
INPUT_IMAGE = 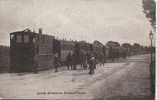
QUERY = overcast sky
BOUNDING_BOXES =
[0,0,152,46]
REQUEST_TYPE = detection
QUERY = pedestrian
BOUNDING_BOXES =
[54,53,60,72]
[72,53,77,70]
[88,56,96,75]
[66,52,72,70]
[83,53,88,70]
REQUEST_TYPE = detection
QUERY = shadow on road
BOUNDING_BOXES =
[107,96,153,100]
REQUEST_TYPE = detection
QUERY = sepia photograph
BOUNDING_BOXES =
[0,0,155,99]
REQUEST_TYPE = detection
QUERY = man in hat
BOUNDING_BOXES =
[88,56,96,75]
[54,53,60,72]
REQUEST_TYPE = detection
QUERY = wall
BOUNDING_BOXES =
[0,46,10,72]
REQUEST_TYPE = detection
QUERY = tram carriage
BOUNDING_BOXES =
[60,40,75,64]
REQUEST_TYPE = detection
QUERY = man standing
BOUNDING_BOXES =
[82,53,88,70]
[54,53,60,72]
[72,53,77,70]
[88,56,96,75]
[66,52,72,70]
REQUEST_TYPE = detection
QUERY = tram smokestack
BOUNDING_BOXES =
[39,28,42,34]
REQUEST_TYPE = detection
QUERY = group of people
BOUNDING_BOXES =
[66,52,97,75]
[54,52,97,75]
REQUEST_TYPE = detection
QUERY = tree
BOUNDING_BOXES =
[142,0,156,29]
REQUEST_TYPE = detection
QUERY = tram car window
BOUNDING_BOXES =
[16,34,22,43]
[10,34,15,40]
[33,36,37,43]
[24,34,29,43]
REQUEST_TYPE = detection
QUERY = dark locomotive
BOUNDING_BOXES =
[10,28,60,72]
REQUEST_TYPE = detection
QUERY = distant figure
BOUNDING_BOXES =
[54,53,60,72]
[33,61,38,73]
[86,52,91,67]
[72,53,77,70]
[88,56,96,75]
[109,47,114,61]
[100,53,105,66]
[82,53,88,70]
[66,52,72,70]
[80,52,84,69]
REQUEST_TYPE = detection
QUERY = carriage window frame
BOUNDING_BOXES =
[24,34,30,43]
[16,34,22,43]
[43,35,45,43]
[33,36,37,43]
[10,34,14,40]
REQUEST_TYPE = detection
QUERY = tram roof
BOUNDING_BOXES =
[10,31,38,35]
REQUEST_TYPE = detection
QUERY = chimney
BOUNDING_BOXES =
[39,28,42,34]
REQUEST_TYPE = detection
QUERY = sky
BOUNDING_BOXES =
[0,0,153,46]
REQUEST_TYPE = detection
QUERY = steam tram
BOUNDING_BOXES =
[10,29,129,73]
[10,29,60,72]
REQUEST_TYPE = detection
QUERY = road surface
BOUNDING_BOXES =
[0,54,152,100]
